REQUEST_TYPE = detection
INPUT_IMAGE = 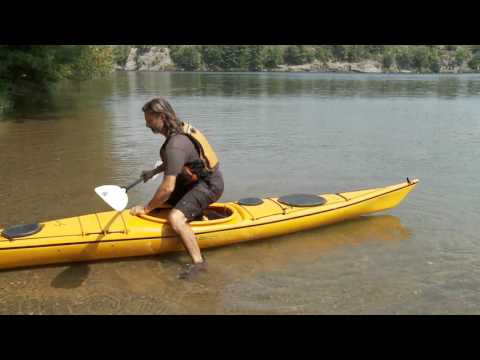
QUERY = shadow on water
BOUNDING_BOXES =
[50,263,91,289]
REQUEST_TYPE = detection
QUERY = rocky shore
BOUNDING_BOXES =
[116,46,476,74]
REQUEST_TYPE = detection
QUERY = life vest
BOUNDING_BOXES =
[181,122,219,171]
[161,122,219,184]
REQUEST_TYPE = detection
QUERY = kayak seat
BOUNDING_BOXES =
[237,198,264,206]
[195,206,233,221]
[278,194,327,207]
[2,223,44,240]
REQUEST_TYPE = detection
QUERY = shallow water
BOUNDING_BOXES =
[1,72,479,314]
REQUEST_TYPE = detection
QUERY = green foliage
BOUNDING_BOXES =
[454,47,469,67]
[201,46,224,70]
[247,45,266,71]
[0,46,113,87]
[345,45,367,62]
[445,45,458,51]
[428,49,441,73]
[468,53,480,70]
[382,49,395,69]
[263,46,284,69]
[284,46,302,65]
[283,46,315,65]
[412,46,431,70]
[66,46,114,80]
[220,46,249,70]
[330,45,349,61]
[113,45,132,66]
[170,46,202,71]
[314,46,332,62]
[0,46,76,86]
[395,47,414,69]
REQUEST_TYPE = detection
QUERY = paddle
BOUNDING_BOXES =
[95,161,162,211]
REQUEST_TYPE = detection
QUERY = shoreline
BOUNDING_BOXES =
[115,69,480,75]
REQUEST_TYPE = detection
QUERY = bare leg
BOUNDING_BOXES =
[168,209,204,264]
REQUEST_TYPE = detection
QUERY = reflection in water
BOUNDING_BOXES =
[205,215,412,278]
[133,72,480,99]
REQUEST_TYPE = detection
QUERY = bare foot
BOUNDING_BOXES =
[178,261,207,280]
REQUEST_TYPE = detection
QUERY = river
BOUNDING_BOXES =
[0,72,479,314]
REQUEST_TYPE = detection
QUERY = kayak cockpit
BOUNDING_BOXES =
[141,204,238,225]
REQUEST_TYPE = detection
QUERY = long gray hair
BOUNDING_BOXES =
[142,97,184,137]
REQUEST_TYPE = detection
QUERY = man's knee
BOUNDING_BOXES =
[168,209,187,231]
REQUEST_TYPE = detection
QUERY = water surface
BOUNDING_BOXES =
[1,72,479,314]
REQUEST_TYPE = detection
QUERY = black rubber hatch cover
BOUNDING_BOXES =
[1,223,44,240]
[278,194,326,207]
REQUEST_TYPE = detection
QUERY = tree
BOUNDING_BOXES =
[0,46,77,86]
[382,49,395,70]
[170,46,202,71]
[428,49,441,73]
[113,45,132,67]
[263,47,283,69]
[0,46,113,86]
[283,45,314,65]
[412,46,430,71]
[454,47,469,67]
[395,47,414,69]
[314,46,332,63]
[330,45,349,61]
[247,45,266,71]
[67,46,114,80]
[201,46,224,70]
[468,53,480,70]
[283,45,302,65]
[220,46,249,70]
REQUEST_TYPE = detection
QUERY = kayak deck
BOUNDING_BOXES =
[0,179,419,270]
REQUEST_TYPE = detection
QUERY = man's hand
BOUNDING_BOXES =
[130,205,148,216]
[141,169,156,183]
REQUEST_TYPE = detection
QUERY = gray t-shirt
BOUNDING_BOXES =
[160,134,199,177]
[160,133,224,199]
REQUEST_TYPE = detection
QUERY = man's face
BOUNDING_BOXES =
[145,112,164,134]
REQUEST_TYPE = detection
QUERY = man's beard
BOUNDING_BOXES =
[148,126,160,134]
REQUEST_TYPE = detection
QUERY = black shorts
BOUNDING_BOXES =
[166,170,224,222]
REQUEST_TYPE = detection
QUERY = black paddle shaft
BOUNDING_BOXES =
[124,178,143,192]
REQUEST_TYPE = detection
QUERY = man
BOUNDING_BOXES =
[130,97,224,279]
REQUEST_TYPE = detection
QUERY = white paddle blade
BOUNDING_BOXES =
[95,185,129,212]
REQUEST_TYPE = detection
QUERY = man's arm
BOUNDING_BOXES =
[144,175,176,213]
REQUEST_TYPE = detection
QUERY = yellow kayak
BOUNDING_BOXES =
[0,178,419,270]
